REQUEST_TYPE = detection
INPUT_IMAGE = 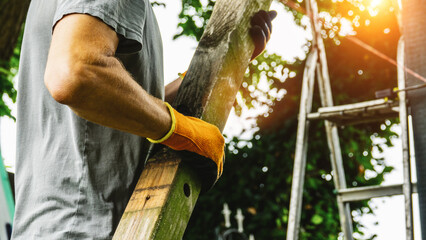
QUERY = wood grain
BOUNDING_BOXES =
[113,0,273,239]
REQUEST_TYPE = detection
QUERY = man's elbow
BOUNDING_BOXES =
[44,61,87,105]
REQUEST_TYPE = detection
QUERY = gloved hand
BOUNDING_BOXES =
[148,102,225,190]
[249,10,277,60]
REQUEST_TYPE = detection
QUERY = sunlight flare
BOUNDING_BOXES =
[370,0,383,8]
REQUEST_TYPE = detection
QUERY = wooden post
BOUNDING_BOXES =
[113,0,272,239]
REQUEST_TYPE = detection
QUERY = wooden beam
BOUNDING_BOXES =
[113,0,272,239]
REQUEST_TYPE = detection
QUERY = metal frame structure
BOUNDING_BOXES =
[286,1,415,240]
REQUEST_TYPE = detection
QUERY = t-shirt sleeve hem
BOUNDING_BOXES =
[52,6,143,53]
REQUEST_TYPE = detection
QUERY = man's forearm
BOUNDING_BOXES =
[66,58,171,140]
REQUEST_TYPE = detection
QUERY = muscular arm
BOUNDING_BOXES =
[44,10,274,187]
[45,14,171,140]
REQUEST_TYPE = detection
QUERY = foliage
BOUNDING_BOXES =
[175,0,401,239]
[151,1,166,8]
[2,0,400,239]
[174,0,216,41]
[0,29,21,120]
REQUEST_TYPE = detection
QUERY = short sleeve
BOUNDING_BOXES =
[53,0,147,53]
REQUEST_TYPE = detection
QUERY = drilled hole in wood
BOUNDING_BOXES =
[183,183,191,197]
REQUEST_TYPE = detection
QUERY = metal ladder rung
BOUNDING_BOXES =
[307,99,399,125]
[339,183,418,202]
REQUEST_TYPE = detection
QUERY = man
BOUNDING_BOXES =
[12,0,275,239]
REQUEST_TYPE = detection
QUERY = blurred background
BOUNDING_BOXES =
[0,0,423,239]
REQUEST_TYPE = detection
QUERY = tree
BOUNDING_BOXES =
[2,0,400,239]
[0,0,30,119]
[175,0,400,239]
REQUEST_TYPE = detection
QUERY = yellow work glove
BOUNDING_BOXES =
[148,102,225,191]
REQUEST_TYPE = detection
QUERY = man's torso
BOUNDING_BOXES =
[13,0,164,239]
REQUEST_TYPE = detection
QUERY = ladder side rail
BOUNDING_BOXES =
[286,49,318,240]
[308,1,348,190]
[397,36,414,240]
[316,66,354,240]
[308,0,354,239]
[316,62,348,189]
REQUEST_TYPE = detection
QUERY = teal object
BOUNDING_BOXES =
[0,153,14,222]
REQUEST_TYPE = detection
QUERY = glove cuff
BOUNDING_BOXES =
[147,102,176,143]
[178,70,187,80]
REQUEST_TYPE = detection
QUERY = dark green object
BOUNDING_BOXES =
[0,149,15,225]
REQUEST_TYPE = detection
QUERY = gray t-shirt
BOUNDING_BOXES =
[12,0,164,239]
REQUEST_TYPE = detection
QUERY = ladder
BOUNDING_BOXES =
[285,0,416,240]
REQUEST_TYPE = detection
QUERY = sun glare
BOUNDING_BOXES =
[370,0,383,8]
[364,0,384,17]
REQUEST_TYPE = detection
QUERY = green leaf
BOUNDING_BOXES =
[311,214,323,225]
